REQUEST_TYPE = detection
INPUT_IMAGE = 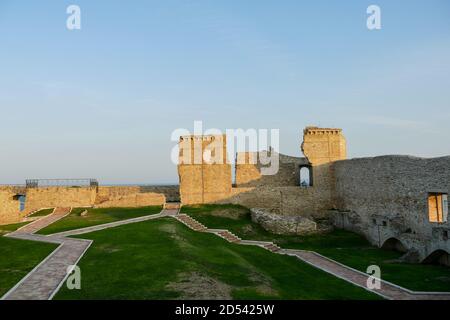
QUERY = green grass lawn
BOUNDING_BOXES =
[38,206,163,235]
[182,204,450,292]
[0,223,58,297]
[55,217,379,300]
[28,208,54,218]
[0,222,30,236]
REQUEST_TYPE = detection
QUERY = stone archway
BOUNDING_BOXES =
[381,237,407,253]
[422,250,450,266]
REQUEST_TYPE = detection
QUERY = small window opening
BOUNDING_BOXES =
[428,193,448,223]
[382,221,387,227]
[443,231,449,241]
[299,165,313,187]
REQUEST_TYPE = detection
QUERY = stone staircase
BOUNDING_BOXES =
[164,202,181,210]
[53,207,71,215]
[173,213,282,251]
[216,230,242,243]
[263,243,282,253]
[175,214,208,232]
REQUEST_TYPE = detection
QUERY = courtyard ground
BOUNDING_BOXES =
[28,208,54,218]
[0,222,58,297]
[37,206,162,235]
[54,217,379,300]
[183,204,450,292]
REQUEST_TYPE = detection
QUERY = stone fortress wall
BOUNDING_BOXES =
[177,127,450,265]
[333,155,450,264]
[178,134,232,204]
[0,186,27,225]
[0,185,179,225]
[178,127,347,218]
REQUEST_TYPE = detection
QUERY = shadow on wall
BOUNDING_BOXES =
[423,250,450,266]
[381,237,408,253]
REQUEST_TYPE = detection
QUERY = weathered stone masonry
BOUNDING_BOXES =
[333,155,450,264]
[177,127,450,265]
[0,185,179,225]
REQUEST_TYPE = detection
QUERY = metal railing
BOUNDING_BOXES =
[25,179,99,188]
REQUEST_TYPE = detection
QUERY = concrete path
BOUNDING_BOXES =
[1,206,178,300]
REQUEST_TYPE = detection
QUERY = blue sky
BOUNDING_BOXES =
[0,0,449,184]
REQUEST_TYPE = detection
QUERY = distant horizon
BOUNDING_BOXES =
[1,1,449,184]
[2,150,450,186]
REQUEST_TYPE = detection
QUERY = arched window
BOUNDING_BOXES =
[299,165,313,187]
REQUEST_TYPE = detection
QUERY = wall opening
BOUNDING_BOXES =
[18,195,26,212]
[381,238,407,253]
[299,165,313,187]
[422,250,450,266]
[12,194,26,212]
[428,193,448,223]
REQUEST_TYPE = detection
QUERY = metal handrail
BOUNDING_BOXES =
[25,179,99,188]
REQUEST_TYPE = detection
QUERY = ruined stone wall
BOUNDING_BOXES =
[0,187,26,225]
[334,155,450,262]
[235,152,308,187]
[95,186,166,208]
[226,185,333,218]
[139,185,180,202]
[25,187,97,211]
[231,128,346,217]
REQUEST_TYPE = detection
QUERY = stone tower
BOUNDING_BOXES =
[301,127,347,165]
[301,127,347,211]
[178,134,232,204]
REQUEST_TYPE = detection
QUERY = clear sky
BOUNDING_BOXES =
[0,0,449,184]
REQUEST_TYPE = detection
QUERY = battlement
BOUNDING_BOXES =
[180,135,226,142]
[179,134,228,165]
[302,126,347,165]
[304,127,343,135]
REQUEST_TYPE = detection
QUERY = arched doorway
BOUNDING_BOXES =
[422,250,450,266]
[299,165,312,187]
[381,238,407,253]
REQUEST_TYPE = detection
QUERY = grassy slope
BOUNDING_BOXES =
[183,204,450,292]
[0,222,30,236]
[38,206,163,235]
[55,218,379,300]
[28,208,54,218]
[0,223,58,297]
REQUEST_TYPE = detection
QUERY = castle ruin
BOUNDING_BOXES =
[177,127,450,266]
[1,126,449,266]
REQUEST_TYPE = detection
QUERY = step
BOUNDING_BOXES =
[165,202,181,210]
[218,231,241,243]
[264,243,281,252]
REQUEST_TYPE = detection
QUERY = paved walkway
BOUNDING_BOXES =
[3,204,450,300]
[172,213,450,300]
[2,206,178,300]
[283,249,450,300]
[16,207,71,234]
[2,234,92,300]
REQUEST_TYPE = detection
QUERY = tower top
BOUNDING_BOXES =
[302,126,346,165]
